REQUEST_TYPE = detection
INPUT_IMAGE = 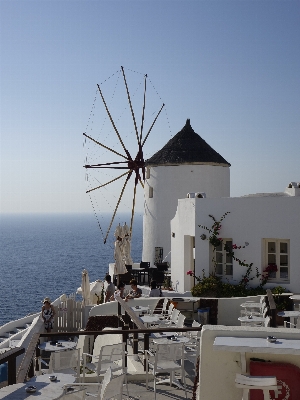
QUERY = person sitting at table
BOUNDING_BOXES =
[41,297,55,333]
[125,279,142,301]
[110,281,126,301]
[149,280,162,297]
[105,274,115,302]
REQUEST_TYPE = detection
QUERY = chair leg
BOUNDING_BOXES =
[242,388,249,400]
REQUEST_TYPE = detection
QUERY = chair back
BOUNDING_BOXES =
[155,262,169,272]
[176,313,186,328]
[97,342,125,375]
[170,308,180,324]
[167,303,174,317]
[155,342,184,366]
[50,349,80,379]
[55,388,86,400]
[99,368,125,400]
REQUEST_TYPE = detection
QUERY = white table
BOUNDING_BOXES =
[277,311,300,326]
[238,316,267,325]
[139,315,161,326]
[289,295,300,300]
[152,336,190,345]
[131,305,149,314]
[39,341,76,352]
[0,373,75,399]
[213,336,300,373]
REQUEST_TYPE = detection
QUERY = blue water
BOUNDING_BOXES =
[0,213,143,327]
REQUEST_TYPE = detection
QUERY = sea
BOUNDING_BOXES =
[0,213,143,327]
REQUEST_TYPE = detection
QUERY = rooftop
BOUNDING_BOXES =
[146,119,230,167]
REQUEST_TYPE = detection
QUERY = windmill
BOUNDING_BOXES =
[83,66,166,245]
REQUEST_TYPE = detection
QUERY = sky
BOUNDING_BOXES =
[1,1,300,219]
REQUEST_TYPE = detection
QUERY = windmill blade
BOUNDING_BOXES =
[84,161,129,169]
[104,170,133,244]
[140,74,147,144]
[83,133,127,159]
[142,103,165,147]
[97,82,132,160]
[121,66,140,146]
[86,170,131,194]
[130,180,138,234]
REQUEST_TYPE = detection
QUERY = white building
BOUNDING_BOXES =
[142,118,300,293]
[142,119,230,266]
[171,183,300,293]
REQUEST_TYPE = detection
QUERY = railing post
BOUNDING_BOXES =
[144,333,149,371]
[7,357,17,385]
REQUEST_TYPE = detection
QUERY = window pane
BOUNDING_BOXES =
[268,254,276,264]
[216,264,223,275]
[225,265,233,275]
[268,271,276,279]
[280,267,289,279]
[216,252,223,263]
[226,253,232,263]
[280,255,288,266]
[268,242,276,253]
[216,242,223,251]
[280,243,288,253]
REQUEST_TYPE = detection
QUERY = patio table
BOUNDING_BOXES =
[0,372,75,399]
[238,316,267,325]
[131,305,149,314]
[213,336,300,373]
[39,340,76,352]
[152,336,190,345]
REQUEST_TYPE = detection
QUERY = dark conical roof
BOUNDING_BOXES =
[146,119,230,166]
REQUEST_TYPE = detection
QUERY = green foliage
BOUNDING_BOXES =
[191,274,287,299]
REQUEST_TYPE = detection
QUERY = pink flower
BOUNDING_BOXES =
[186,270,193,276]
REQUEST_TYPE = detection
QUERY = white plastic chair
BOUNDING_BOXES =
[146,342,187,400]
[63,367,126,400]
[284,318,300,328]
[49,349,81,379]
[98,367,125,400]
[53,388,86,400]
[235,373,278,400]
[83,342,128,396]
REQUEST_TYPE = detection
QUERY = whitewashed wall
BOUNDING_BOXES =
[143,164,230,267]
[171,195,300,293]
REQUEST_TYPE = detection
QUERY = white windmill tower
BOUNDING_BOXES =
[142,119,231,267]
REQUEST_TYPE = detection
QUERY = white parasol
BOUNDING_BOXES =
[114,225,127,275]
[81,269,91,306]
[122,223,133,265]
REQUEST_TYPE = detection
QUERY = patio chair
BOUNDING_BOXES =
[146,342,187,400]
[284,318,300,328]
[53,388,86,400]
[98,367,125,400]
[49,348,81,379]
[82,342,128,395]
[63,367,126,400]
[235,373,278,400]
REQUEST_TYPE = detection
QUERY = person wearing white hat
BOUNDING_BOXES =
[41,297,55,333]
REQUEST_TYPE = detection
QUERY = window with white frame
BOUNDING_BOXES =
[264,239,289,281]
[212,239,233,277]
